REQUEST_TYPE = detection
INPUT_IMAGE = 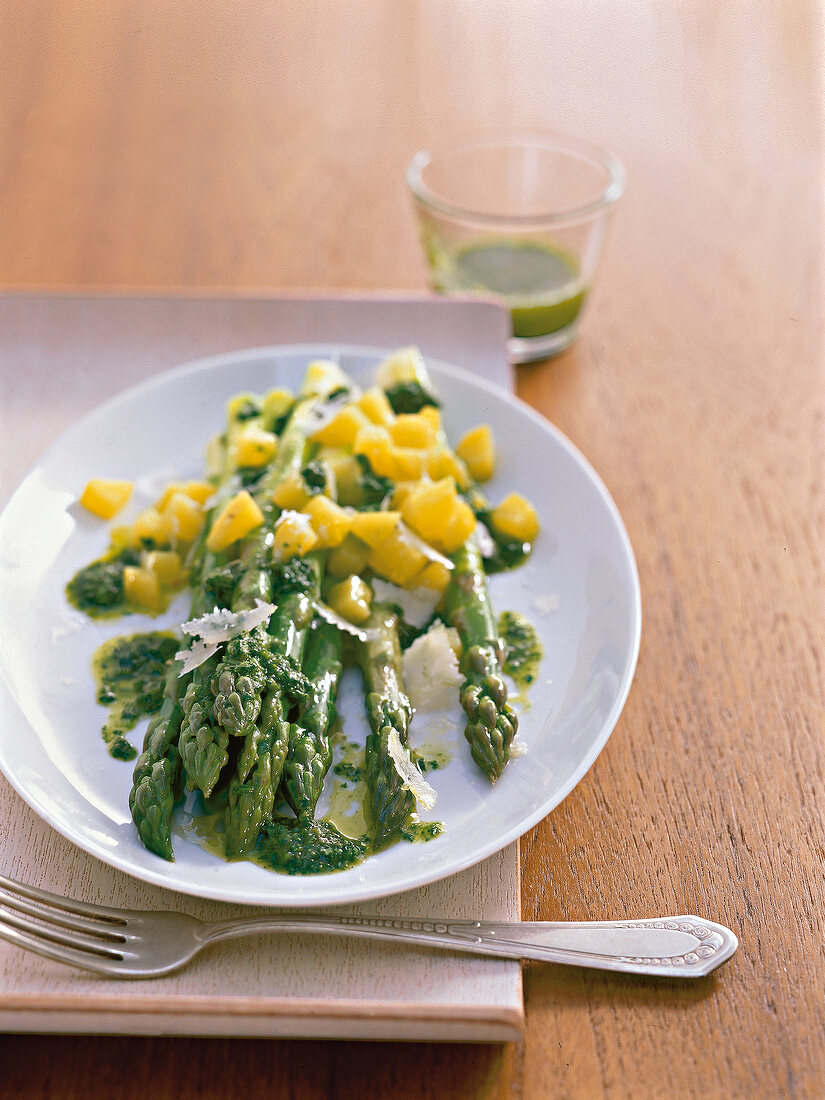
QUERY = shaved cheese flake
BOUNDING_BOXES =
[181,598,277,644]
[314,600,380,642]
[474,520,497,560]
[387,727,437,811]
[398,522,454,570]
[175,638,221,675]
[370,577,441,629]
[402,622,463,712]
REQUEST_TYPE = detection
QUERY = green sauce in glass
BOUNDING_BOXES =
[440,239,587,338]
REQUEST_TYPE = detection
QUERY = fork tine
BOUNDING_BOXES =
[0,885,128,941]
[0,907,126,959]
[0,872,128,924]
[0,915,119,976]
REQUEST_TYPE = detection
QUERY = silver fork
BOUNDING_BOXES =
[0,872,737,979]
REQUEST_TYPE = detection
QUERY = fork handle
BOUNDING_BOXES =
[201,913,737,977]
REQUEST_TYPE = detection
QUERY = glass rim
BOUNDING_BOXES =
[406,130,626,228]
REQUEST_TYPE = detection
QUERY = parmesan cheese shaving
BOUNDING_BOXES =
[402,623,463,712]
[181,599,277,644]
[175,637,221,674]
[387,727,438,811]
[370,578,441,629]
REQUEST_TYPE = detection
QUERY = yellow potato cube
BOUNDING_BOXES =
[388,446,429,481]
[352,425,395,477]
[490,492,540,542]
[123,566,162,612]
[110,524,137,550]
[273,513,319,560]
[155,481,215,511]
[456,424,496,483]
[326,533,372,577]
[227,392,261,422]
[133,507,169,547]
[414,560,452,594]
[206,490,265,552]
[400,479,458,544]
[427,448,470,488]
[235,425,279,468]
[439,498,477,553]
[368,530,429,588]
[326,574,372,624]
[79,478,133,520]
[144,549,183,587]
[302,496,351,548]
[357,388,395,426]
[349,509,402,548]
[272,469,311,511]
[262,387,293,427]
[418,405,441,431]
[311,404,370,447]
[161,491,205,543]
[389,414,437,450]
[301,359,351,398]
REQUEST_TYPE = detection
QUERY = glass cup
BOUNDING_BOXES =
[407,131,625,363]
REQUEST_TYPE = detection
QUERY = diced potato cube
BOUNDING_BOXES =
[262,388,293,427]
[133,507,168,547]
[273,512,319,560]
[368,530,429,588]
[206,490,265,552]
[326,574,372,624]
[357,388,395,426]
[439,499,477,553]
[400,479,457,544]
[349,509,402,548]
[311,404,371,448]
[227,393,262,422]
[401,479,475,553]
[326,533,372,577]
[389,414,437,450]
[145,549,183,587]
[110,524,137,550]
[352,424,394,475]
[182,480,215,505]
[235,425,279,468]
[490,493,540,542]
[272,469,311,511]
[155,481,214,510]
[456,424,496,483]
[301,359,351,399]
[414,560,452,594]
[427,448,470,488]
[123,565,162,612]
[390,482,418,509]
[161,491,205,543]
[302,496,351,548]
[79,478,133,520]
[389,446,429,481]
[418,405,441,431]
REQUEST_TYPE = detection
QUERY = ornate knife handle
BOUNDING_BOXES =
[206,913,737,977]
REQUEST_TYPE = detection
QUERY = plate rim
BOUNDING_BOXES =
[0,343,641,906]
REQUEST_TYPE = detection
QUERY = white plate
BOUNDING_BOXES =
[0,345,640,907]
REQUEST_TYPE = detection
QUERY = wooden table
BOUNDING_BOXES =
[1,1,823,1096]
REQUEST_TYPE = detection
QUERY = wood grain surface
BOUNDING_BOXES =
[1,1,824,1097]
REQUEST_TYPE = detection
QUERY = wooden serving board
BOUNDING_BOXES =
[0,292,523,1041]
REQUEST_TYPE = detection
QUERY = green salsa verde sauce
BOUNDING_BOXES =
[498,611,543,692]
[435,239,587,339]
[92,631,178,760]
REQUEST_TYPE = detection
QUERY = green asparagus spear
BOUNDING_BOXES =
[282,617,343,819]
[129,662,191,860]
[222,557,319,857]
[444,539,518,782]
[358,604,415,850]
